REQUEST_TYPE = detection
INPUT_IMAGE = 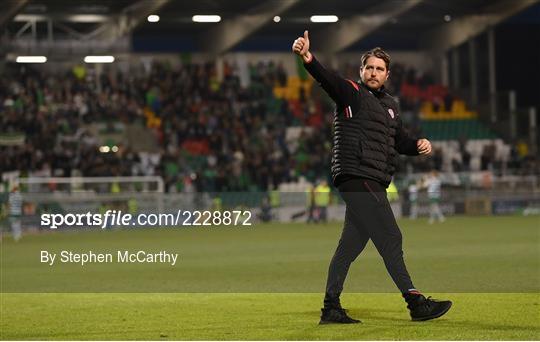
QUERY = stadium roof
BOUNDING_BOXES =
[2,0,539,56]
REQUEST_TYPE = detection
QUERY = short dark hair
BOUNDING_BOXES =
[361,47,391,70]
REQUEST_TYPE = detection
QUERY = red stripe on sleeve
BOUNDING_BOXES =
[346,79,359,91]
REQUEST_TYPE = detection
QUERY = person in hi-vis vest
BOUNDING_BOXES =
[314,180,330,223]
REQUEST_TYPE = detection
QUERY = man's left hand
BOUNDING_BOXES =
[417,138,432,155]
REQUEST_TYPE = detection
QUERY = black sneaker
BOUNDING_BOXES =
[404,293,452,321]
[319,307,361,324]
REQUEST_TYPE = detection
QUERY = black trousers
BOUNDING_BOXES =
[324,178,415,308]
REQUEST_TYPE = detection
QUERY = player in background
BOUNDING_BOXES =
[408,181,419,219]
[425,170,445,224]
[8,185,23,241]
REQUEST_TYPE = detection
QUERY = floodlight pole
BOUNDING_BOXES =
[440,54,449,87]
[95,63,103,93]
[488,28,497,123]
[47,19,53,43]
[451,48,460,89]
[468,38,478,106]
[530,107,537,156]
[509,90,516,140]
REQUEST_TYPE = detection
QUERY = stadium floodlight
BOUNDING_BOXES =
[192,15,221,23]
[84,56,115,63]
[15,14,107,22]
[14,14,47,22]
[310,15,339,23]
[147,14,160,23]
[16,56,47,63]
[273,16,281,23]
[67,14,108,23]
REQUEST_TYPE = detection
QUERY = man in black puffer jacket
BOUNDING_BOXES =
[292,31,452,324]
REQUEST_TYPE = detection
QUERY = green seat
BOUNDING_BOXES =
[420,119,498,141]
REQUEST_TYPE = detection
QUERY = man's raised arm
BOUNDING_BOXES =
[292,30,356,107]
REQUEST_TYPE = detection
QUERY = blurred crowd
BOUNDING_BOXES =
[1,60,332,192]
[1,58,537,193]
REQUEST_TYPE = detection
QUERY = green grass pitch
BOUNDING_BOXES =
[1,215,539,340]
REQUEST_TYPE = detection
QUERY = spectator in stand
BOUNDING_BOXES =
[458,136,471,171]
[431,148,443,171]
[481,144,496,171]
[2,56,526,192]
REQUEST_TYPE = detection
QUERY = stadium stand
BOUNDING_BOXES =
[2,52,538,195]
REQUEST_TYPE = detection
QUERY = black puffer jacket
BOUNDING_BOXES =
[304,55,419,188]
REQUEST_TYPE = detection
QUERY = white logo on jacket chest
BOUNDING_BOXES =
[388,108,395,118]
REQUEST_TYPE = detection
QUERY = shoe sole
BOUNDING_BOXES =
[412,302,452,322]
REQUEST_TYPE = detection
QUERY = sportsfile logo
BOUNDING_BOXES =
[40,210,253,229]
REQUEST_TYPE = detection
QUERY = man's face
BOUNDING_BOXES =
[360,56,389,90]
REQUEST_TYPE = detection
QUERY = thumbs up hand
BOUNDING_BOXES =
[292,30,312,62]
